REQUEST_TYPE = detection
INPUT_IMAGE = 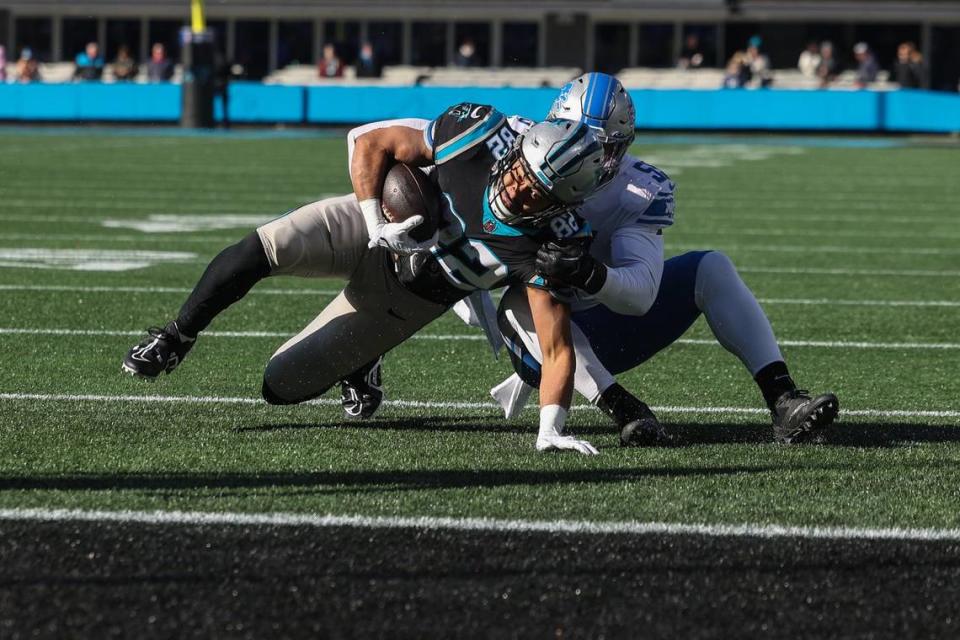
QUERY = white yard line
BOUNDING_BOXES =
[1,507,960,542]
[0,392,958,419]
[0,284,342,296]
[738,266,960,278]
[1,284,957,308]
[1,328,956,350]
[670,242,960,256]
[4,232,960,255]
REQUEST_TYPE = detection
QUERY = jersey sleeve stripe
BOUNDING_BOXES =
[423,121,435,149]
[435,111,506,164]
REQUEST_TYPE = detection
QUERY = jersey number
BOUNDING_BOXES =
[436,239,508,290]
[549,212,581,238]
[485,127,517,160]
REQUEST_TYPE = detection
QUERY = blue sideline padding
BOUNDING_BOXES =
[215,82,305,123]
[0,82,180,121]
[631,89,882,130]
[2,82,958,133]
[305,85,558,123]
[883,89,960,133]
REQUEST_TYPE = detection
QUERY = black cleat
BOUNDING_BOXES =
[618,404,672,448]
[340,356,385,419]
[772,390,839,444]
[597,383,673,447]
[122,322,195,380]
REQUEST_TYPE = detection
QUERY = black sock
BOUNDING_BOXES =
[176,232,271,337]
[596,383,647,427]
[754,361,796,411]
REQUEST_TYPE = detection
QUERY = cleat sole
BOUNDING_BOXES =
[121,363,160,381]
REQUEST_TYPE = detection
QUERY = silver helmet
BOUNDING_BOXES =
[488,119,606,228]
[548,72,636,184]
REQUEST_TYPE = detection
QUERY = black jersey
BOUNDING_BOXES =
[408,103,590,302]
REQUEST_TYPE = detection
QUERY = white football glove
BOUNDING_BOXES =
[535,404,599,455]
[367,215,437,256]
[536,432,600,455]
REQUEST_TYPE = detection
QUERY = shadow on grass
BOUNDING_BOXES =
[239,417,960,449]
[667,422,960,448]
[0,465,780,495]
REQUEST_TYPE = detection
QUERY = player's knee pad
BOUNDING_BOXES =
[261,359,297,405]
[694,250,740,310]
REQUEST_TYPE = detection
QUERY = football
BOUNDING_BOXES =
[381,163,442,242]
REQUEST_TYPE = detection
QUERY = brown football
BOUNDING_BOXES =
[381,163,442,242]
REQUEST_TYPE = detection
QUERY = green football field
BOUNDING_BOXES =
[1,128,959,530]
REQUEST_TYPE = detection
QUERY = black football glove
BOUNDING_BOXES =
[535,239,608,295]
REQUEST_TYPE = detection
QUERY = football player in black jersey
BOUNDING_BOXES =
[123,103,609,454]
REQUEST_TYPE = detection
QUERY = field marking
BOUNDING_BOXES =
[0,327,957,350]
[5,231,960,257]
[738,266,960,278]
[0,284,342,296]
[1,392,958,419]
[1,284,957,309]
[2,507,960,543]
[671,242,960,256]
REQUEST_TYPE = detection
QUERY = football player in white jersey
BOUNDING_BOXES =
[346,72,839,444]
[490,72,839,445]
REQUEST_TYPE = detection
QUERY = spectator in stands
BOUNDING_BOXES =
[74,41,104,81]
[677,33,704,69]
[853,42,879,88]
[816,41,838,87]
[744,35,772,87]
[722,51,749,88]
[213,49,231,129]
[14,47,40,83]
[798,41,821,78]
[355,41,382,78]
[0,46,6,82]
[112,45,139,82]
[454,39,478,67]
[318,43,344,78]
[894,42,923,88]
[147,43,174,82]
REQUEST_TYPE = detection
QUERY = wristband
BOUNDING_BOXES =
[359,198,385,240]
[538,404,568,438]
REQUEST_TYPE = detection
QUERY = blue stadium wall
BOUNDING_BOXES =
[0,82,958,133]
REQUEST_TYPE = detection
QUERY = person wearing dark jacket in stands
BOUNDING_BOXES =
[355,42,382,79]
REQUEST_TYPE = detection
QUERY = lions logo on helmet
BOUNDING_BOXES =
[487,119,606,228]
[548,72,636,186]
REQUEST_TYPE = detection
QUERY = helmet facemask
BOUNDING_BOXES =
[487,139,579,228]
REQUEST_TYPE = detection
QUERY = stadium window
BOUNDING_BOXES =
[637,23,674,68]
[235,20,270,79]
[105,19,141,62]
[368,21,403,66]
[931,26,960,92]
[594,23,630,75]
[724,23,802,69]
[13,17,52,62]
[63,18,98,62]
[453,23,491,67]
[323,20,361,66]
[502,22,538,67]
[148,19,184,62]
[278,21,314,67]
[207,20,227,56]
[411,22,447,66]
